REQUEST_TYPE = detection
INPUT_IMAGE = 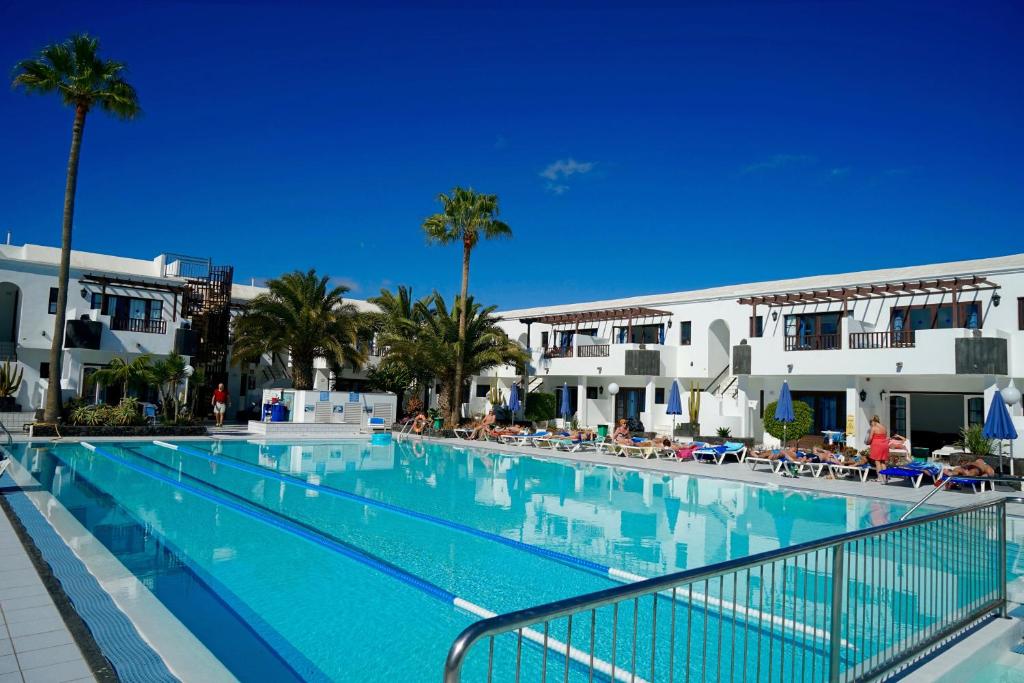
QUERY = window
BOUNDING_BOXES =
[891,302,982,331]
[104,295,164,321]
[784,312,842,350]
[1018,298,1024,330]
[679,321,692,346]
[48,288,58,314]
[655,387,665,404]
[586,386,598,400]
[540,331,549,349]
[749,315,763,338]
[576,328,598,337]
[475,384,491,398]
[39,362,49,380]
[90,293,103,309]
[965,396,984,427]
[614,323,663,344]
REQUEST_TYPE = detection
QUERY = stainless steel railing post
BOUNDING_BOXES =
[829,543,845,683]
[998,500,1008,618]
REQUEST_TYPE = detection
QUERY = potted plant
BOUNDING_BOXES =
[0,360,23,412]
[687,382,701,437]
[428,407,443,431]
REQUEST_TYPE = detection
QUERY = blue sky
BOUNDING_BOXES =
[1,1,1021,309]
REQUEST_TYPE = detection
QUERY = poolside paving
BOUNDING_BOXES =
[0,504,95,683]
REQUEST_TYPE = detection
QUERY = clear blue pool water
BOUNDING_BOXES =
[4,437,992,681]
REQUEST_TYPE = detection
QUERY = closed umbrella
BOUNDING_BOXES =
[983,393,1018,477]
[560,383,572,421]
[666,380,683,436]
[775,381,795,447]
[508,383,521,416]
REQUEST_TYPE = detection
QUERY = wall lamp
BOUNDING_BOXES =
[896,361,903,373]
[80,288,88,299]
[771,310,779,321]
[992,293,1002,307]
[859,390,867,403]
[667,319,673,328]
[786,363,793,373]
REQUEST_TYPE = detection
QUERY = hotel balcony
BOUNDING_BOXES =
[744,327,1008,377]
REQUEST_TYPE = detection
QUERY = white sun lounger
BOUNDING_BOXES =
[693,444,748,465]
[828,463,872,482]
[784,460,826,477]
[747,455,784,473]
[618,444,659,459]
[453,428,474,440]
[499,431,549,446]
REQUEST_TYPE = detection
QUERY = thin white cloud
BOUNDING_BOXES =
[540,158,595,181]
[829,167,850,177]
[540,158,596,194]
[741,154,816,175]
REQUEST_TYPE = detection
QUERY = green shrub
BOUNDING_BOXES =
[716,427,732,437]
[763,400,814,444]
[110,398,145,426]
[956,424,993,455]
[524,392,556,422]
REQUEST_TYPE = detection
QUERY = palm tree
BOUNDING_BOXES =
[148,352,188,422]
[382,292,526,425]
[231,270,366,390]
[367,286,431,411]
[88,355,153,399]
[422,187,511,425]
[12,34,140,422]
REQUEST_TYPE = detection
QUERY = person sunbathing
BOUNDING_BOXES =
[943,458,995,480]
[613,419,632,444]
[469,410,497,440]
[488,424,522,437]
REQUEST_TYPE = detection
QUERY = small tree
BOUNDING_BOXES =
[524,392,556,423]
[89,355,152,399]
[149,352,188,422]
[763,400,814,444]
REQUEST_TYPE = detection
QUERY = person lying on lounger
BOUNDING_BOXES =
[941,458,995,480]
[613,419,632,444]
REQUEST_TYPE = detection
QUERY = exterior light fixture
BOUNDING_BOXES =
[896,361,903,372]
[992,293,1002,307]
[771,310,779,321]
[667,320,673,328]
[786,364,793,373]
[80,288,88,299]
[859,390,867,402]
[1002,381,1021,407]
[608,383,619,397]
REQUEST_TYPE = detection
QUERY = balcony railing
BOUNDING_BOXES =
[0,342,16,362]
[577,344,610,358]
[784,332,841,351]
[111,317,167,334]
[848,330,916,349]
[542,346,573,359]
[369,344,389,357]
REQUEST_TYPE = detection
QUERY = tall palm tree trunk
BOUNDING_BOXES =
[451,240,471,426]
[44,105,87,422]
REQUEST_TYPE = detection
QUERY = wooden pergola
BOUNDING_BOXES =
[737,276,1000,328]
[80,273,189,321]
[519,306,672,344]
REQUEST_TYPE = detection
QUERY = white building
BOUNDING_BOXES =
[0,242,379,421]
[472,253,1024,456]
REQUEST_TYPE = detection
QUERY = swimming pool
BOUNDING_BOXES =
[2,437,970,681]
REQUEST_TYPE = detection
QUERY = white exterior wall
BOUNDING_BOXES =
[481,254,1024,451]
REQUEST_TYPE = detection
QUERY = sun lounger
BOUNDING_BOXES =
[594,438,620,455]
[453,428,474,439]
[618,443,658,459]
[747,454,784,473]
[880,462,943,488]
[785,458,826,477]
[0,458,8,478]
[499,430,549,445]
[940,475,994,493]
[693,442,747,465]
[828,463,872,482]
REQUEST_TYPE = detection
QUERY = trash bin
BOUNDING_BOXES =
[271,403,288,422]
[597,424,609,439]
[262,403,274,421]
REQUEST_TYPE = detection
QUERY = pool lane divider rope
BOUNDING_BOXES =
[151,440,850,650]
[82,442,643,683]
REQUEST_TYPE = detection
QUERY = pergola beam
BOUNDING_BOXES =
[519,306,672,326]
[737,276,998,307]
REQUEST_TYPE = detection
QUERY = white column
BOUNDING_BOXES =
[737,375,750,438]
[577,376,588,427]
[845,381,859,450]
[645,377,656,431]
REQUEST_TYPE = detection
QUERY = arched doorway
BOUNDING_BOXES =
[708,319,730,377]
[0,282,20,360]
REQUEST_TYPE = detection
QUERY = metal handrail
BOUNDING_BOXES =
[899,483,947,520]
[443,498,1006,682]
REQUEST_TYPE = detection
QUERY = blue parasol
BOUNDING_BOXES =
[508,383,521,415]
[775,381,795,446]
[983,394,1018,476]
[559,382,572,419]
[666,380,683,435]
